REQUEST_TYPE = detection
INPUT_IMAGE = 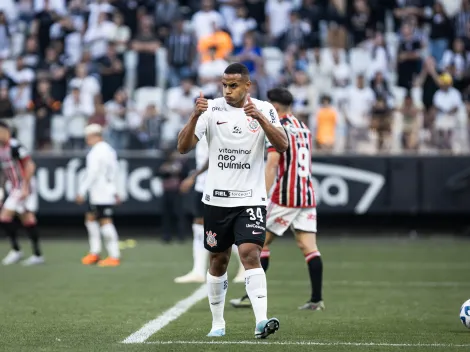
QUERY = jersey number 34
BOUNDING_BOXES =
[246,207,264,222]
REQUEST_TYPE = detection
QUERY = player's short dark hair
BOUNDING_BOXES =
[224,63,250,78]
[267,88,294,107]
[0,121,10,131]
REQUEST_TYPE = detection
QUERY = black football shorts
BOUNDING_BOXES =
[87,202,114,219]
[193,191,204,219]
[203,204,267,252]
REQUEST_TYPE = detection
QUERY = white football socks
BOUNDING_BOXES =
[207,271,228,331]
[245,268,268,324]
[192,223,207,276]
[100,223,120,259]
[85,221,101,254]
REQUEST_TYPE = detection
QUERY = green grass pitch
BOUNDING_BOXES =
[0,237,469,352]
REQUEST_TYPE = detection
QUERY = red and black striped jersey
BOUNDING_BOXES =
[0,138,31,189]
[266,114,316,208]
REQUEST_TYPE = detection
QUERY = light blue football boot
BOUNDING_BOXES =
[207,328,225,337]
[254,318,280,339]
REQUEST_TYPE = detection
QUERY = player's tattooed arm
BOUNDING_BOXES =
[244,95,288,153]
[178,92,208,154]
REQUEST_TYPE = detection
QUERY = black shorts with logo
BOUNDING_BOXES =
[87,202,114,219]
[203,204,267,252]
[193,191,204,219]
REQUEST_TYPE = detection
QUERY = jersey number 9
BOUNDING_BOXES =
[297,147,310,178]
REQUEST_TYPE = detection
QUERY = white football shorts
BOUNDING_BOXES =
[266,201,317,236]
[3,187,38,214]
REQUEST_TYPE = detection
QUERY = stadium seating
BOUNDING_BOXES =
[51,115,68,150]
[261,46,284,78]
[349,48,371,76]
[134,87,165,112]
[391,86,407,108]
[14,114,34,152]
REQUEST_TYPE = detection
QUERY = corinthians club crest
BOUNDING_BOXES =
[246,118,260,133]
[206,231,217,247]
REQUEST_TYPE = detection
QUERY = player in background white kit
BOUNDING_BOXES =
[76,124,121,267]
[177,63,288,339]
[175,136,245,283]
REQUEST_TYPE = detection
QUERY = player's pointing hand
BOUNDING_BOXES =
[244,94,261,120]
[194,91,208,117]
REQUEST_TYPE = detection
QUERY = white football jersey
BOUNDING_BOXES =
[194,136,208,193]
[194,97,282,207]
[78,141,119,205]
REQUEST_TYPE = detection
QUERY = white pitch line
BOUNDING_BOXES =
[145,341,470,348]
[56,261,469,270]
[122,285,207,344]
[327,280,470,288]
[268,280,470,288]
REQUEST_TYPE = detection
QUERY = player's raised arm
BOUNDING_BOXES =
[244,95,288,153]
[177,92,208,154]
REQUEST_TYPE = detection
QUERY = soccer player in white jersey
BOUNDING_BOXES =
[230,88,324,311]
[175,136,245,284]
[177,63,288,338]
[76,124,121,267]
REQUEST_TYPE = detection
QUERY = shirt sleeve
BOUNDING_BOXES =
[194,101,211,140]
[264,102,282,154]
[78,151,100,197]
[11,142,31,163]
[264,102,282,128]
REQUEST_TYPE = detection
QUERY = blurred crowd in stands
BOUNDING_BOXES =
[0,0,469,154]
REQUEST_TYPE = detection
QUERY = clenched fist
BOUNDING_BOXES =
[194,91,208,117]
